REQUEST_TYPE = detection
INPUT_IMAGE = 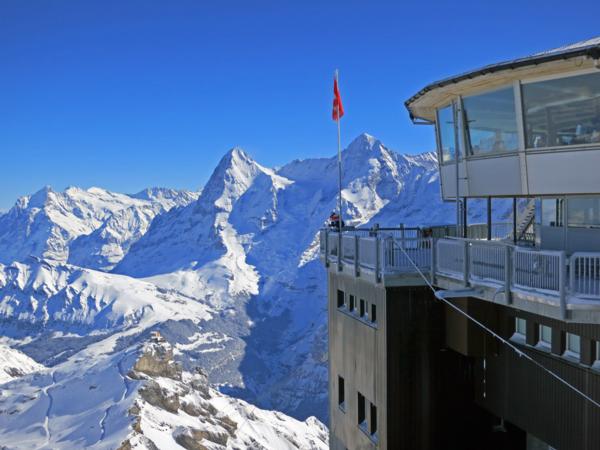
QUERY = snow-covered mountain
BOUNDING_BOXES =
[0,186,198,269]
[0,336,327,449]
[0,343,44,384]
[0,133,500,448]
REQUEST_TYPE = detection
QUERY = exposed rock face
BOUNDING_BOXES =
[117,338,326,450]
[132,341,182,381]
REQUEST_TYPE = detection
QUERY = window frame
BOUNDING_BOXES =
[357,392,366,427]
[436,102,458,166]
[564,332,581,360]
[434,67,600,169]
[369,402,378,438]
[462,85,520,158]
[520,68,600,153]
[338,375,345,411]
[337,290,345,309]
[566,195,600,229]
[538,324,552,349]
[514,317,527,339]
[359,298,366,318]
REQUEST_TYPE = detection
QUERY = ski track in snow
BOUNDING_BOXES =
[97,354,130,444]
[39,370,57,450]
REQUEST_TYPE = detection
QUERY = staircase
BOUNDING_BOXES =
[515,199,536,243]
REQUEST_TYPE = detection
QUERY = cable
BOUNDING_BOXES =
[394,238,600,410]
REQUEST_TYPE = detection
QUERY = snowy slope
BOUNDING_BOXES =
[0,186,198,268]
[0,260,212,330]
[0,132,514,444]
[111,133,494,421]
[0,336,327,450]
[0,343,44,384]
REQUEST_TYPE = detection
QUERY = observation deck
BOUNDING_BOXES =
[319,226,600,324]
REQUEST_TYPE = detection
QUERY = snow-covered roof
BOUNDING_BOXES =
[406,36,600,121]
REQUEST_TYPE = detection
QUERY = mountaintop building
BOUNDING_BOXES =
[321,36,600,450]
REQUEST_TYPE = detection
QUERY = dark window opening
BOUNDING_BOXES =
[357,392,365,425]
[337,290,344,308]
[370,403,377,436]
[371,304,377,323]
[349,295,355,312]
[338,376,345,410]
[359,299,366,317]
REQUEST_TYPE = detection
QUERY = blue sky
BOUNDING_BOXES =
[1,0,599,209]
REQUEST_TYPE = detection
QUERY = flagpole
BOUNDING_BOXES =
[336,70,343,231]
[335,70,343,270]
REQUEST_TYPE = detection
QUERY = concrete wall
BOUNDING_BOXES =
[328,269,386,450]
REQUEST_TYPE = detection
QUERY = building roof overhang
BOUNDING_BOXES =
[405,37,600,123]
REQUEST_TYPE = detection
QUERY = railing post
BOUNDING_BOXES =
[463,239,470,286]
[324,230,329,267]
[430,238,436,285]
[338,232,343,272]
[375,236,381,283]
[569,254,575,298]
[505,245,512,304]
[354,235,359,277]
[559,251,567,320]
[400,223,405,250]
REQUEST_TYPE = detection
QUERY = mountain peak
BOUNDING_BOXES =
[346,133,380,153]
[222,146,254,166]
[27,185,54,208]
[200,147,264,211]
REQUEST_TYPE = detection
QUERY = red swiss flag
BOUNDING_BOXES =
[332,77,344,121]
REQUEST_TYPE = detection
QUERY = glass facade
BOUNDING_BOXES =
[435,71,600,163]
[463,87,519,155]
[523,72,600,149]
[437,104,456,163]
[568,197,600,228]
[541,198,564,227]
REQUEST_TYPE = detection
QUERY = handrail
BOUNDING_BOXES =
[319,227,600,313]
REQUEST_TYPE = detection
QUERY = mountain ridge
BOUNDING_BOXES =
[0,133,496,448]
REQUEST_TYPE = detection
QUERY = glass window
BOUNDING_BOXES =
[338,376,345,410]
[568,197,600,228]
[437,104,456,163]
[566,333,581,355]
[371,304,377,324]
[359,299,366,318]
[539,325,552,346]
[337,290,345,308]
[541,198,564,227]
[523,72,600,149]
[370,402,378,436]
[515,317,527,336]
[357,392,366,426]
[349,295,355,312]
[463,87,519,155]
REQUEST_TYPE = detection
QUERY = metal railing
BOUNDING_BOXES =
[358,237,378,270]
[436,239,466,279]
[512,247,563,295]
[468,240,509,284]
[319,227,600,314]
[341,234,356,264]
[570,253,600,299]
[382,237,432,273]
